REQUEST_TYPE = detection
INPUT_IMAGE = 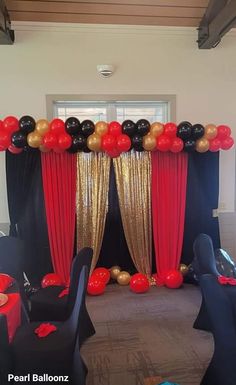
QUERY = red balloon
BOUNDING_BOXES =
[106,148,120,158]
[116,134,131,152]
[58,133,72,150]
[41,273,63,288]
[108,121,122,137]
[221,136,234,150]
[217,125,231,140]
[8,144,23,154]
[43,132,58,149]
[0,120,3,130]
[50,119,65,135]
[3,116,19,133]
[0,131,11,150]
[53,146,65,154]
[87,276,106,296]
[156,135,171,152]
[164,122,177,138]
[92,267,110,284]
[170,137,184,153]
[209,138,221,152]
[165,270,183,289]
[130,273,150,294]
[101,134,116,152]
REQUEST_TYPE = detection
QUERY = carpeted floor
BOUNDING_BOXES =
[81,284,213,385]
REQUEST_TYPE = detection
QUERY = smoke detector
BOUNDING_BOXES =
[97,64,114,78]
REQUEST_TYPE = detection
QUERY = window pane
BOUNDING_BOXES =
[55,104,107,122]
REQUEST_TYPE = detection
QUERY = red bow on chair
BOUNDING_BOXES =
[218,276,236,286]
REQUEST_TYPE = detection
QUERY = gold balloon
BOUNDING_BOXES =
[95,121,108,136]
[87,133,101,152]
[39,144,51,153]
[110,266,121,280]
[196,137,209,153]
[150,122,164,138]
[204,124,217,140]
[27,132,43,148]
[36,119,50,136]
[179,264,189,276]
[117,271,131,285]
[143,134,156,151]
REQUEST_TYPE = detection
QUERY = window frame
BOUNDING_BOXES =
[46,94,176,122]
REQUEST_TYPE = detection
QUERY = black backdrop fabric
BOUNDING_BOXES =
[97,162,136,273]
[6,150,52,284]
[181,151,221,265]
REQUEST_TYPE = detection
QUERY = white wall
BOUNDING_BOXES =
[0,22,235,249]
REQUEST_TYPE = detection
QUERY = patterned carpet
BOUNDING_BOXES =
[81,284,213,385]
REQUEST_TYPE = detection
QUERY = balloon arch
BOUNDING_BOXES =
[0,116,234,156]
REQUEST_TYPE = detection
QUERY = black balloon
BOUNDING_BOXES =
[136,119,150,136]
[11,131,28,148]
[67,134,86,153]
[83,145,92,153]
[184,139,196,152]
[81,120,95,137]
[177,121,192,141]
[19,116,36,134]
[132,134,144,151]
[65,117,81,135]
[192,124,205,140]
[122,120,136,137]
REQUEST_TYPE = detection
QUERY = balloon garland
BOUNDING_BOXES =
[0,116,234,156]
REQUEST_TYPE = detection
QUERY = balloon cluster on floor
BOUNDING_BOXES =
[86,265,189,296]
[0,116,234,156]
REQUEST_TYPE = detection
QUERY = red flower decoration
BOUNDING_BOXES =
[34,323,57,338]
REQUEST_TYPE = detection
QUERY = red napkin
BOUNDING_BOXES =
[34,323,57,338]
[218,275,236,285]
[58,288,69,298]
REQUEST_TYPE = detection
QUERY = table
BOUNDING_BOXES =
[0,293,21,342]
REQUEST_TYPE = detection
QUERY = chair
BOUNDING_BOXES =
[199,274,236,385]
[0,314,12,385]
[10,266,88,383]
[30,247,95,345]
[192,234,220,331]
[0,236,29,319]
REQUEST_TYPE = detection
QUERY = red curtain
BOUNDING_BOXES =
[152,152,188,279]
[41,152,76,283]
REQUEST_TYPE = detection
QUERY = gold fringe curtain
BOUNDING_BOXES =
[113,151,152,277]
[76,152,110,272]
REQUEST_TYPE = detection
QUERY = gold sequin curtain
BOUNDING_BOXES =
[113,151,152,277]
[76,152,110,272]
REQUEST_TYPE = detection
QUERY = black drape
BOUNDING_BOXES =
[181,151,221,265]
[6,150,52,283]
[98,162,136,273]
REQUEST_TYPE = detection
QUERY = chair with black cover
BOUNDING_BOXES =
[0,236,29,320]
[30,247,95,344]
[0,314,12,385]
[10,266,88,384]
[192,233,220,331]
[199,274,236,385]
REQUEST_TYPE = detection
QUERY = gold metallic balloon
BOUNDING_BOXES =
[36,119,50,136]
[150,122,164,138]
[179,264,189,276]
[143,134,156,151]
[204,124,217,140]
[117,271,131,285]
[27,132,43,148]
[95,121,108,136]
[87,133,101,152]
[110,266,121,280]
[39,144,51,153]
[196,137,209,153]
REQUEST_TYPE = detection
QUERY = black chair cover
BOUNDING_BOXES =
[199,274,236,385]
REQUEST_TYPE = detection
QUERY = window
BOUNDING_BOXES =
[52,99,172,123]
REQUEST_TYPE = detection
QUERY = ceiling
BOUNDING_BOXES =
[6,0,209,27]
